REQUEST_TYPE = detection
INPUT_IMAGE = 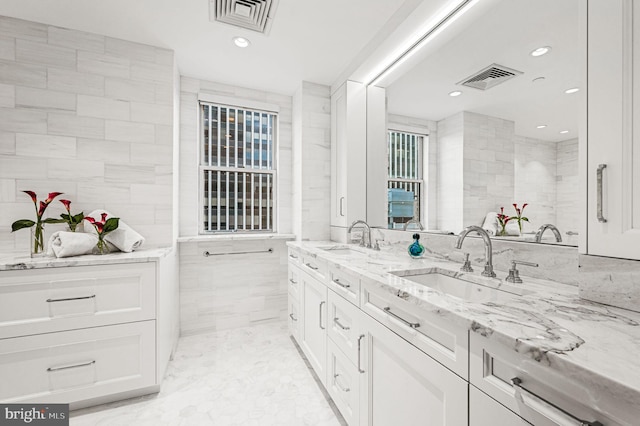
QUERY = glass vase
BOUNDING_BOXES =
[93,235,110,255]
[30,222,46,258]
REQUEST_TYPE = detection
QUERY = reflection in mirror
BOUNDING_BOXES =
[379,0,580,246]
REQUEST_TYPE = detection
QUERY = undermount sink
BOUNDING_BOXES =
[390,269,531,303]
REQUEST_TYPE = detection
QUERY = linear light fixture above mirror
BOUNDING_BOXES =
[364,0,482,87]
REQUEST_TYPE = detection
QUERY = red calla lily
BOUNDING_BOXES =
[60,199,72,212]
[45,192,63,204]
[84,217,96,224]
[22,190,37,203]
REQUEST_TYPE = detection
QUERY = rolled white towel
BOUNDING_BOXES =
[84,209,145,253]
[47,231,98,258]
[481,212,498,236]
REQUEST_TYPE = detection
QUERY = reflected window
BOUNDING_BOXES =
[200,102,277,233]
[387,130,425,229]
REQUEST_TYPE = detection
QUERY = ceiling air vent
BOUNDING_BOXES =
[209,0,279,35]
[457,64,523,90]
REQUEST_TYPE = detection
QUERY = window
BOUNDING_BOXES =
[387,130,425,229]
[200,102,277,233]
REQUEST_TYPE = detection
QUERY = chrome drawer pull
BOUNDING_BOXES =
[511,378,604,426]
[383,307,420,328]
[333,317,350,331]
[289,278,297,284]
[596,164,607,223]
[46,294,96,303]
[319,301,326,329]
[289,313,298,322]
[357,334,365,373]
[289,254,298,259]
[305,263,319,270]
[47,360,95,372]
[334,374,350,392]
[333,278,351,289]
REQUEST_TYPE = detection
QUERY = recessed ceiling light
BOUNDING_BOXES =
[536,125,547,129]
[560,130,569,134]
[233,36,250,48]
[449,90,462,97]
[532,77,546,83]
[530,46,552,57]
[565,87,579,94]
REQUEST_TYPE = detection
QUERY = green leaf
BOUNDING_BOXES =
[522,217,529,222]
[72,212,84,222]
[42,217,65,224]
[60,213,71,221]
[11,219,35,232]
[103,217,120,233]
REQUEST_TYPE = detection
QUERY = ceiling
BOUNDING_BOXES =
[385,0,581,142]
[0,0,409,95]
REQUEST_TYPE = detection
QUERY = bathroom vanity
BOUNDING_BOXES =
[0,249,179,410]
[287,241,640,426]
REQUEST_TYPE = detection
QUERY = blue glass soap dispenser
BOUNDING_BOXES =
[408,233,425,258]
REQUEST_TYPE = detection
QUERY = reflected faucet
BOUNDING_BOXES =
[348,220,372,249]
[534,224,562,243]
[455,226,496,278]
[403,219,424,231]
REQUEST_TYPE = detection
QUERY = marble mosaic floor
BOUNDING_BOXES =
[71,322,345,426]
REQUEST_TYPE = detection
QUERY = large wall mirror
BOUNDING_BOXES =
[370,0,581,246]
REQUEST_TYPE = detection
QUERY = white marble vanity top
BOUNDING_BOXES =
[0,247,173,271]
[288,241,640,406]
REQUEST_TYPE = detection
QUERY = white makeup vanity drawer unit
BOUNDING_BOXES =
[0,251,178,410]
[287,244,636,426]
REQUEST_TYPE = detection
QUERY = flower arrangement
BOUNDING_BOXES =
[84,212,119,254]
[512,203,529,233]
[11,191,64,256]
[59,199,84,232]
[496,207,511,236]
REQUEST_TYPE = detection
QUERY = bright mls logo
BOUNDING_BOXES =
[0,404,68,426]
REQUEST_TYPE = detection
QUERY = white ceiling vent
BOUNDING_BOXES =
[209,0,279,35]
[457,64,523,90]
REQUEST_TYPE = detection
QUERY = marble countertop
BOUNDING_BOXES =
[287,240,640,407]
[0,247,173,271]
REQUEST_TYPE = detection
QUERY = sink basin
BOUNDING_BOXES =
[390,270,528,303]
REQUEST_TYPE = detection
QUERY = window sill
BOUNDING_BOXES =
[177,233,296,243]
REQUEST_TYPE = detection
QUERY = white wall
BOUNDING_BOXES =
[556,138,579,235]
[436,112,464,232]
[0,15,175,253]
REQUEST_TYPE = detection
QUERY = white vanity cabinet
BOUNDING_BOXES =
[469,385,529,426]
[0,254,178,410]
[586,0,640,260]
[300,268,328,386]
[330,80,367,228]
[358,311,468,426]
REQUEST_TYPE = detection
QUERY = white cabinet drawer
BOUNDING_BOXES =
[327,289,362,367]
[288,264,301,301]
[361,281,468,379]
[327,264,360,306]
[0,263,156,339]
[288,291,300,342]
[287,248,301,265]
[300,255,327,281]
[327,338,360,426]
[470,333,629,426]
[470,385,530,426]
[0,321,156,405]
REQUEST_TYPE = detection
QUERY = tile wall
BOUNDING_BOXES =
[0,16,175,253]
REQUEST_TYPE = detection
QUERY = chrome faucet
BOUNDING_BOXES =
[348,220,372,249]
[534,224,562,242]
[455,226,496,278]
[403,219,424,231]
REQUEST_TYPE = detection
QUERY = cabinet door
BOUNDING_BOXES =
[359,312,468,426]
[587,0,640,259]
[470,386,530,426]
[288,292,301,343]
[327,339,360,426]
[330,81,367,228]
[300,271,328,386]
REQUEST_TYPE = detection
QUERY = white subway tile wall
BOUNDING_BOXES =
[0,15,175,253]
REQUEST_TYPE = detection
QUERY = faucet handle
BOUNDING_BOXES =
[505,260,539,283]
[460,252,473,272]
